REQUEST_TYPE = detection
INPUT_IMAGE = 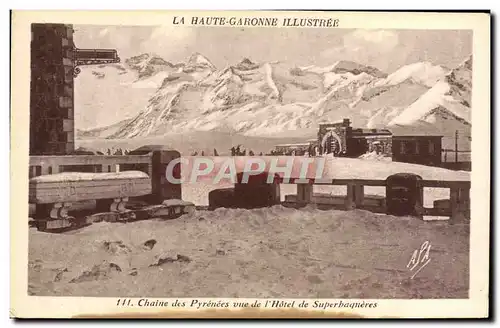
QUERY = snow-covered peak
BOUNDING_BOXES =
[83,52,471,141]
[458,55,472,71]
[389,80,470,126]
[301,60,387,78]
[213,66,244,84]
[185,53,216,71]
[331,60,387,78]
[126,53,151,64]
[233,58,260,71]
[126,53,174,68]
[387,56,472,129]
[376,61,449,88]
[124,53,177,79]
[445,55,472,89]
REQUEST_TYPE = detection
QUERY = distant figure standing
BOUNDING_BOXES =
[236,145,241,156]
[201,151,205,156]
[230,147,236,156]
[214,148,219,156]
[259,152,263,156]
[249,150,254,156]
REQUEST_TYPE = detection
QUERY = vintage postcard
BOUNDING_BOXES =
[10,10,490,319]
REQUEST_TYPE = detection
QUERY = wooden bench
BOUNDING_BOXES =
[29,171,152,231]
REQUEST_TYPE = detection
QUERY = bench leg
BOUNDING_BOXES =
[34,202,75,231]
[50,202,71,219]
[96,197,129,213]
[94,197,135,222]
[110,197,129,212]
[35,202,72,220]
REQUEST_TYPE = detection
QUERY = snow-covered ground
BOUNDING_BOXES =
[28,205,469,298]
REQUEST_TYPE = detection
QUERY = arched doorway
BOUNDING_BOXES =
[321,130,343,156]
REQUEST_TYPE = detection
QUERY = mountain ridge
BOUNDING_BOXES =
[76,53,472,148]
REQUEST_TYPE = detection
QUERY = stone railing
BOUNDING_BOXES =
[282,177,470,223]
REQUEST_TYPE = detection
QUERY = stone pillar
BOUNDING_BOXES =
[126,145,182,205]
[354,184,364,207]
[345,182,356,210]
[150,148,182,204]
[297,184,313,204]
[450,186,470,223]
[30,23,75,155]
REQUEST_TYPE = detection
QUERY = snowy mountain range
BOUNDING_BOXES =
[76,52,472,148]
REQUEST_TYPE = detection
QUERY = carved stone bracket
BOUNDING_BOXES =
[73,67,81,78]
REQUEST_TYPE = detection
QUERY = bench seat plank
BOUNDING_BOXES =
[29,171,151,204]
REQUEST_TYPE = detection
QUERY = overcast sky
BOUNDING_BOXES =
[74,25,472,73]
